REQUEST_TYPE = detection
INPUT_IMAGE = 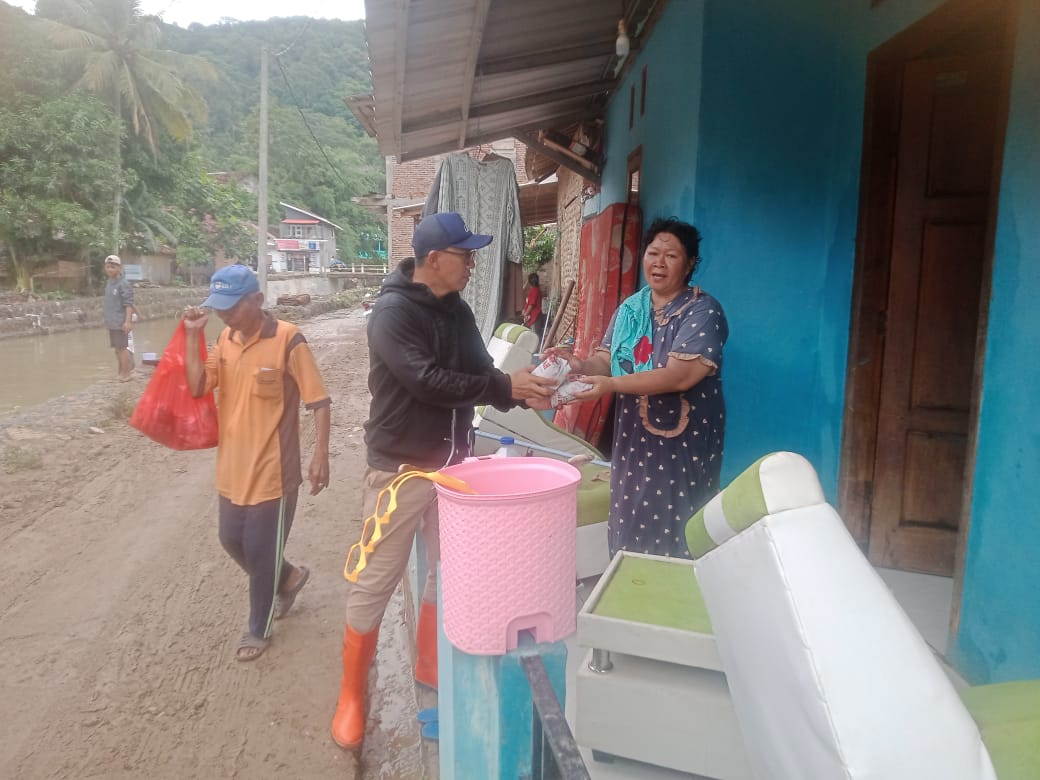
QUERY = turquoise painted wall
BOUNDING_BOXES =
[598,0,1039,682]
[953,2,1040,684]
[594,1,705,220]
[600,0,857,495]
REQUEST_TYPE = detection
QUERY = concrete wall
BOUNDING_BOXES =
[953,2,1040,684]
[598,0,851,495]
[0,287,206,339]
[266,273,384,300]
[595,0,1039,682]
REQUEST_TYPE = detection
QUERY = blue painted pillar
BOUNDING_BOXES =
[437,572,568,779]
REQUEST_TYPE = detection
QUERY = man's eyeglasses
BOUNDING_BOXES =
[439,248,477,262]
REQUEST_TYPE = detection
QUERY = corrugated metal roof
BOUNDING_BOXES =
[356,0,660,163]
[279,202,344,231]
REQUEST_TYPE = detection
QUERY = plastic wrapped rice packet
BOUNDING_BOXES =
[532,355,592,406]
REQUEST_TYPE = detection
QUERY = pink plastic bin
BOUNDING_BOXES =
[435,456,580,655]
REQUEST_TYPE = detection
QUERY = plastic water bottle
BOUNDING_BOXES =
[495,436,523,457]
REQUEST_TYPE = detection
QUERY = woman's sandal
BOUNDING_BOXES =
[275,565,310,620]
[236,631,270,662]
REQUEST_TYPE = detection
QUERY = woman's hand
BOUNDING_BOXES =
[542,346,585,374]
[572,374,615,402]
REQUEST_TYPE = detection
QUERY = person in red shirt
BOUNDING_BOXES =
[522,272,544,337]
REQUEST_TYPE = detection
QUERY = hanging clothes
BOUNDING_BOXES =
[423,152,523,342]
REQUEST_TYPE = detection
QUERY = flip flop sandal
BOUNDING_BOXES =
[274,566,310,620]
[236,631,270,662]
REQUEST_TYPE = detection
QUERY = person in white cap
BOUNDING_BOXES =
[102,255,135,381]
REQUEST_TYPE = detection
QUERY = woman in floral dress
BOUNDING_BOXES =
[563,217,728,558]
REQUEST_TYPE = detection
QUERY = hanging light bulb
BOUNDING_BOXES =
[615,19,630,58]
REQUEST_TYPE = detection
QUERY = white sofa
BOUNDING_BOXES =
[686,452,1039,780]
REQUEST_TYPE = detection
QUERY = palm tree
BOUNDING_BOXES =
[38,0,215,253]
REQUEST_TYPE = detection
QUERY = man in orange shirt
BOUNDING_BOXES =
[184,264,331,661]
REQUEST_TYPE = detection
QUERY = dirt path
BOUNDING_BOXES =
[0,308,435,779]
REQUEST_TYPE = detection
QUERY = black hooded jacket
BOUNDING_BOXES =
[364,258,515,471]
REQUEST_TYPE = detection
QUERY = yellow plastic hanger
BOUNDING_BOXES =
[344,470,474,583]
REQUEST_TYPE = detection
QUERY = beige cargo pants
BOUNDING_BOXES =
[345,466,440,633]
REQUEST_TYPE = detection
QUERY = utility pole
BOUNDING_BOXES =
[257,45,269,299]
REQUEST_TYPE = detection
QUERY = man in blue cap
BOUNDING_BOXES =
[330,212,555,750]
[183,264,331,662]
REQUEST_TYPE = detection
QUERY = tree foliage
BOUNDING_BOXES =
[36,0,215,154]
[120,134,256,268]
[33,0,217,252]
[0,7,386,287]
[161,17,386,258]
[523,225,557,272]
[0,91,121,290]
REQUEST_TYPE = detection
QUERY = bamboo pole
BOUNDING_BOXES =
[545,279,576,348]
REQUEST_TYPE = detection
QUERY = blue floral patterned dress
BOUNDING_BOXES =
[599,286,728,558]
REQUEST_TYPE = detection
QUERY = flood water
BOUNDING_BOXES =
[0,316,223,415]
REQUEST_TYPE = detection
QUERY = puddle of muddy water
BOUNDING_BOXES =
[0,316,223,414]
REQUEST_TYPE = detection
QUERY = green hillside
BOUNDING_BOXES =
[162,17,386,258]
[0,1,385,289]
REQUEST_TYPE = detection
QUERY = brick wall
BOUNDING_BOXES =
[547,166,585,345]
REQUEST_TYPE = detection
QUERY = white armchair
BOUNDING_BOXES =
[686,452,1039,780]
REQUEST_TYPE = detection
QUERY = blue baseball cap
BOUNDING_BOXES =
[202,264,260,310]
[412,212,493,260]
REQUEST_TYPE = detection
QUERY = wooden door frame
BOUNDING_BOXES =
[837,0,1019,625]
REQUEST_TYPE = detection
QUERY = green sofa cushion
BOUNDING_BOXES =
[591,555,712,634]
[576,464,610,527]
[685,451,825,558]
[493,322,532,344]
[961,680,1040,780]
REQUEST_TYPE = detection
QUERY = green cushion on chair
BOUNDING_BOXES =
[591,555,713,634]
[961,680,1040,780]
[685,451,826,558]
[493,322,531,344]
[576,464,610,527]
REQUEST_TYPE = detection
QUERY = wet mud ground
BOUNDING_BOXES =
[0,307,437,779]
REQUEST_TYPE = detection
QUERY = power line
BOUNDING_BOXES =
[275,17,314,57]
[273,53,349,189]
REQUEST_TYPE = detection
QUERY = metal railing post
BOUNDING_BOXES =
[520,654,591,779]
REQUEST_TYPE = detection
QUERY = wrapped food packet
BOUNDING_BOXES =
[532,354,593,405]
[531,355,572,388]
[552,379,593,406]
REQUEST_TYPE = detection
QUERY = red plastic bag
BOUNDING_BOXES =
[130,320,219,450]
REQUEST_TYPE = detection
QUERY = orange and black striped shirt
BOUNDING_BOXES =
[199,314,330,506]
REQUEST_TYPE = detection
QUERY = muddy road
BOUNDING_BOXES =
[0,308,435,779]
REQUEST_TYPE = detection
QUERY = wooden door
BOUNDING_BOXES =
[868,52,1000,574]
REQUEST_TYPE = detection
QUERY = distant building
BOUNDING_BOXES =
[273,202,341,273]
